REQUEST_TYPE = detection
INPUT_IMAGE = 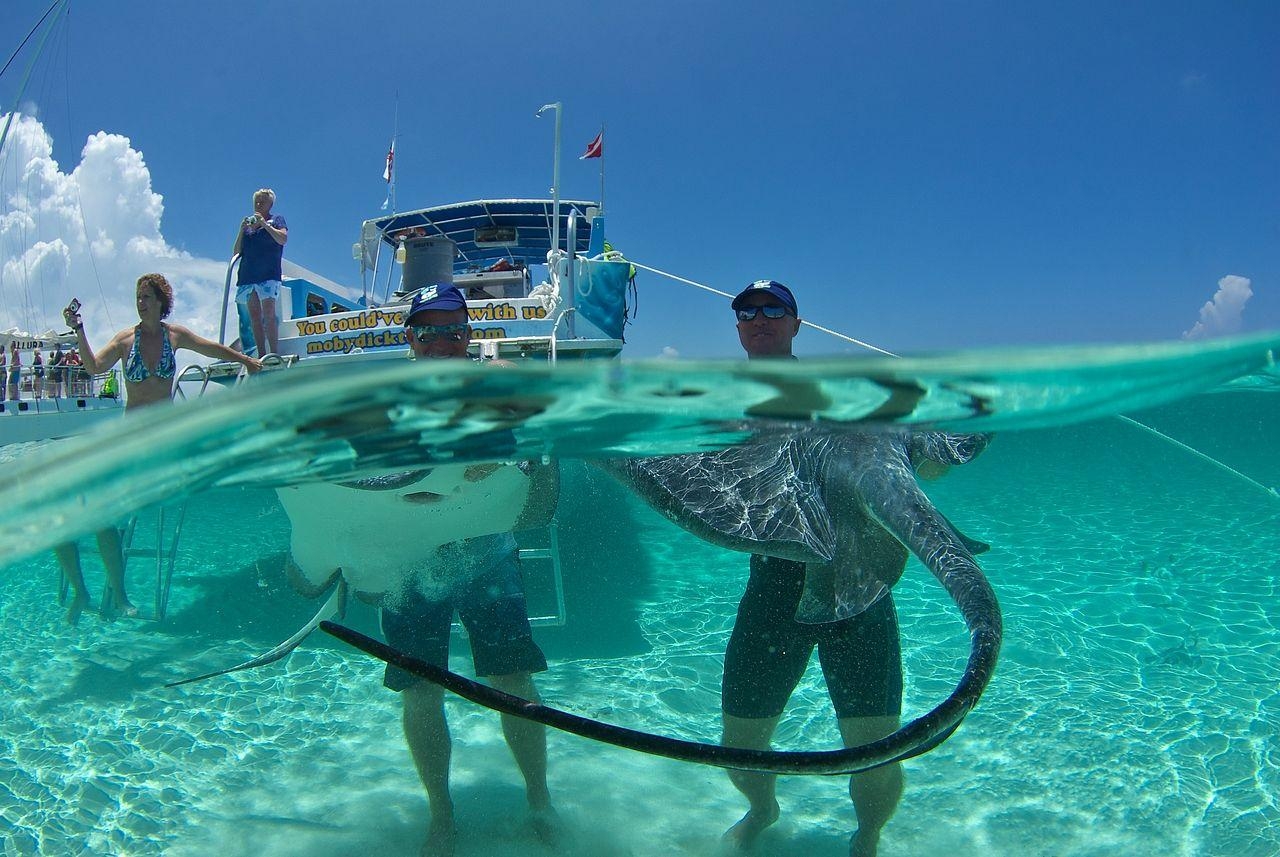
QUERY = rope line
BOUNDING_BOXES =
[628,260,899,357]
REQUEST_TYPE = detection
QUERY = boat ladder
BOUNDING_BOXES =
[55,502,187,622]
[449,522,566,634]
[118,503,187,622]
[521,522,567,628]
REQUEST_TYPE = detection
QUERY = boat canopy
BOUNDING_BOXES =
[365,199,598,273]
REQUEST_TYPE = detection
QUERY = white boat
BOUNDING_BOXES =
[199,198,631,390]
[0,330,124,446]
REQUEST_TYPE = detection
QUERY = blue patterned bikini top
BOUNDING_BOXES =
[124,323,176,383]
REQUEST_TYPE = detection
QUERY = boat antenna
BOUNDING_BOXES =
[0,0,70,159]
[537,102,562,253]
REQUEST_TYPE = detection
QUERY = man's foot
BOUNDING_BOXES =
[110,592,139,619]
[420,815,456,857]
[850,829,880,857]
[65,594,88,626]
[721,801,779,852]
[528,805,563,848]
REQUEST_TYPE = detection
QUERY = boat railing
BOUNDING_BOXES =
[1,364,117,403]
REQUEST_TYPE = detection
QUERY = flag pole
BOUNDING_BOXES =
[599,124,606,214]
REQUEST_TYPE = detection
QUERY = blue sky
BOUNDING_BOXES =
[2,1,1277,359]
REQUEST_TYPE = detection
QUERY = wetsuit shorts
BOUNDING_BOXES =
[381,551,547,691]
[722,554,903,720]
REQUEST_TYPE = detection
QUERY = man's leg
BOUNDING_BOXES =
[403,680,456,857]
[721,713,782,850]
[839,716,902,857]
[489,670,558,843]
[488,672,550,810]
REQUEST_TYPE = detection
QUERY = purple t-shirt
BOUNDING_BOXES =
[237,213,287,285]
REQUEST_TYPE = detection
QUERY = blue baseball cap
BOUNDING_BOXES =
[731,280,798,314]
[406,283,466,320]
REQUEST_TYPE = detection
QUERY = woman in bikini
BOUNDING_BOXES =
[56,273,262,623]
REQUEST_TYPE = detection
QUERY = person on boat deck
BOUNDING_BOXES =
[66,348,84,396]
[718,279,987,857]
[0,344,7,401]
[55,274,261,623]
[50,343,65,398]
[232,187,288,357]
[7,341,20,401]
[32,348,44,398]
[383,283,558,857]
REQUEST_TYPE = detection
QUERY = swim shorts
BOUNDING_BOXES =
[237,279,282,301]
[381,550,547,691]
[722,554,903,720]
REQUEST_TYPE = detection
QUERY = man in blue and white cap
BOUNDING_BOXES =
[731,279,802,359]
[385,283,559,855]
[721,278,905,857]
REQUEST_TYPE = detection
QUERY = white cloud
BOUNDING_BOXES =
[0,114,226,340]
[657,345,679,359]
[1183,274,1253,340]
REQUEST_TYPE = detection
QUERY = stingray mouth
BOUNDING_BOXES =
[321,574,1002,777]
[402,491,449,504]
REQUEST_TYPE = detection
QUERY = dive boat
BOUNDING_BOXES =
[199,198,632,391]
[0,330,124,447]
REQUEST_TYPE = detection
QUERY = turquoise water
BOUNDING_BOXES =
[0,343,1277,856]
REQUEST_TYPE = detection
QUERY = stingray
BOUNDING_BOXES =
[323,426,1002,775]
[165,460,558,687]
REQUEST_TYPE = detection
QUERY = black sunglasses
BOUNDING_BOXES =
[736,305,793,322]
[408,323,468,344]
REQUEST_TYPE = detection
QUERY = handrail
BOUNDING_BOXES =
[218,253,242,346]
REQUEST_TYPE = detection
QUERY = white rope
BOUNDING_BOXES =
[628,261,900,357]
[1116,415,1278,503]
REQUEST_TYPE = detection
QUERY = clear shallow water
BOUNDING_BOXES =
[0,344,1277,856]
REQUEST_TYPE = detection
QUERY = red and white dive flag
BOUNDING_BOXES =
[383,140,395,182]
[580,130,603,159]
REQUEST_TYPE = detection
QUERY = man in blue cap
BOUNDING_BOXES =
[720,279,905,857]
[386,283,558,856]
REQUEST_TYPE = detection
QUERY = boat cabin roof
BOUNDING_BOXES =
[366,198,598,273]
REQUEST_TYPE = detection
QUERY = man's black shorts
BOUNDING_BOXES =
[722,554,903,720]
[381,552,547,691]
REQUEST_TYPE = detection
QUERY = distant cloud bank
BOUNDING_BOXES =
[1183,274,1253,341]
[0,114,225,339]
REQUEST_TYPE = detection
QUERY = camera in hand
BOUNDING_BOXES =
[65,298,81,317]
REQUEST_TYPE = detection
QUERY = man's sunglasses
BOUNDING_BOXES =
[735,305,793,322]
[408,323,468,344]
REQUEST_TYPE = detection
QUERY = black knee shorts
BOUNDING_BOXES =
[381,553,547,691]
[722,554,903,719]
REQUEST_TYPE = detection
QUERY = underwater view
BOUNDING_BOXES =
[0,343,1277,857]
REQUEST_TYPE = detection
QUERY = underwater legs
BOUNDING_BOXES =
[53,542,90,625]
[839,715,903,857]
[96,527,136,618]
[721,713,781,850]
[489,672,560,845]
[403,681,457,857]
[719,713,902,854]
[54,529,134,624]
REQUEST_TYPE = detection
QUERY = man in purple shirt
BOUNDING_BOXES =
[232,187,288,356]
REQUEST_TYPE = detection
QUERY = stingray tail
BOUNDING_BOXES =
[165,577,347,688]
[320,618,985,776]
